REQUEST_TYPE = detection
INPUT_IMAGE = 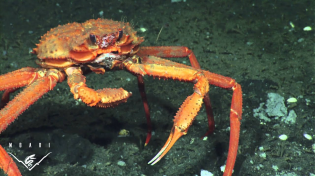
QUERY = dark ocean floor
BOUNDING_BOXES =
[0,0,314,175]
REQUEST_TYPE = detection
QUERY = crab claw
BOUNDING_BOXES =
[148,126,185,165]
[148,77,208,165]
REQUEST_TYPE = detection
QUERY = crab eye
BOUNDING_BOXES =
[89,34,97,44]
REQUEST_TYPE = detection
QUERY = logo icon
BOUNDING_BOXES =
[8,152,52,171]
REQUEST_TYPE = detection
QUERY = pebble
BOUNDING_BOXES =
[287,97,297,103]
[303,26,312,31]
[279,134,288,141]
[200,169,213,176]
[303,133,312,140]
[117,160,126,166]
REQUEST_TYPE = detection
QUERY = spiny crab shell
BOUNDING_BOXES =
[32,18,144,68]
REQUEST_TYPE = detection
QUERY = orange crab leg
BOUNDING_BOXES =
[0,89,17,109]
[148,88,209,165]
[0,146,21,176]
[138,46,200,67]
[138,46,216,137]
[0,67,40,90]
[202,71,242,176]
[0,68,65,176]
[0,67,44,108]
[65,67,132,108]
[124,56,210,162]
[125,55,242,176]
[0,68,63,132]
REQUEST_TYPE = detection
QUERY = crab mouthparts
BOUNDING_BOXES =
[93,53,121,63]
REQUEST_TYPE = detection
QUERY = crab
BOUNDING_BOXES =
[0,19,242,176]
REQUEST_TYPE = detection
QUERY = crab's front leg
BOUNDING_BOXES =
[0,67,65,176]
[65,67,132,108]
[0,146,20,176]
[124,56,209,163]
[138,46,216,137]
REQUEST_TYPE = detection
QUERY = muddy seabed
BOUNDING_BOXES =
[0,0,314,175]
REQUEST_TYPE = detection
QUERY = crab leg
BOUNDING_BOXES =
[138,46,200,67]
[202,71,242,176]
[0,68,64,176]
[124,56,210,162]
[0,146,21,176]
[65,67,132,108]
[136,75,152,146]
[0,89,18,109]
[0,67,51,108]
[138,46,215,137]
[125,55,242,176]
[0,68,63,133]
[0,67,40,91]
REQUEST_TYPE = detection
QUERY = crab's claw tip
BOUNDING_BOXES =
[148,126,185,165]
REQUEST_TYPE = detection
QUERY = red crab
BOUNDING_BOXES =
[0,19,242,176]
